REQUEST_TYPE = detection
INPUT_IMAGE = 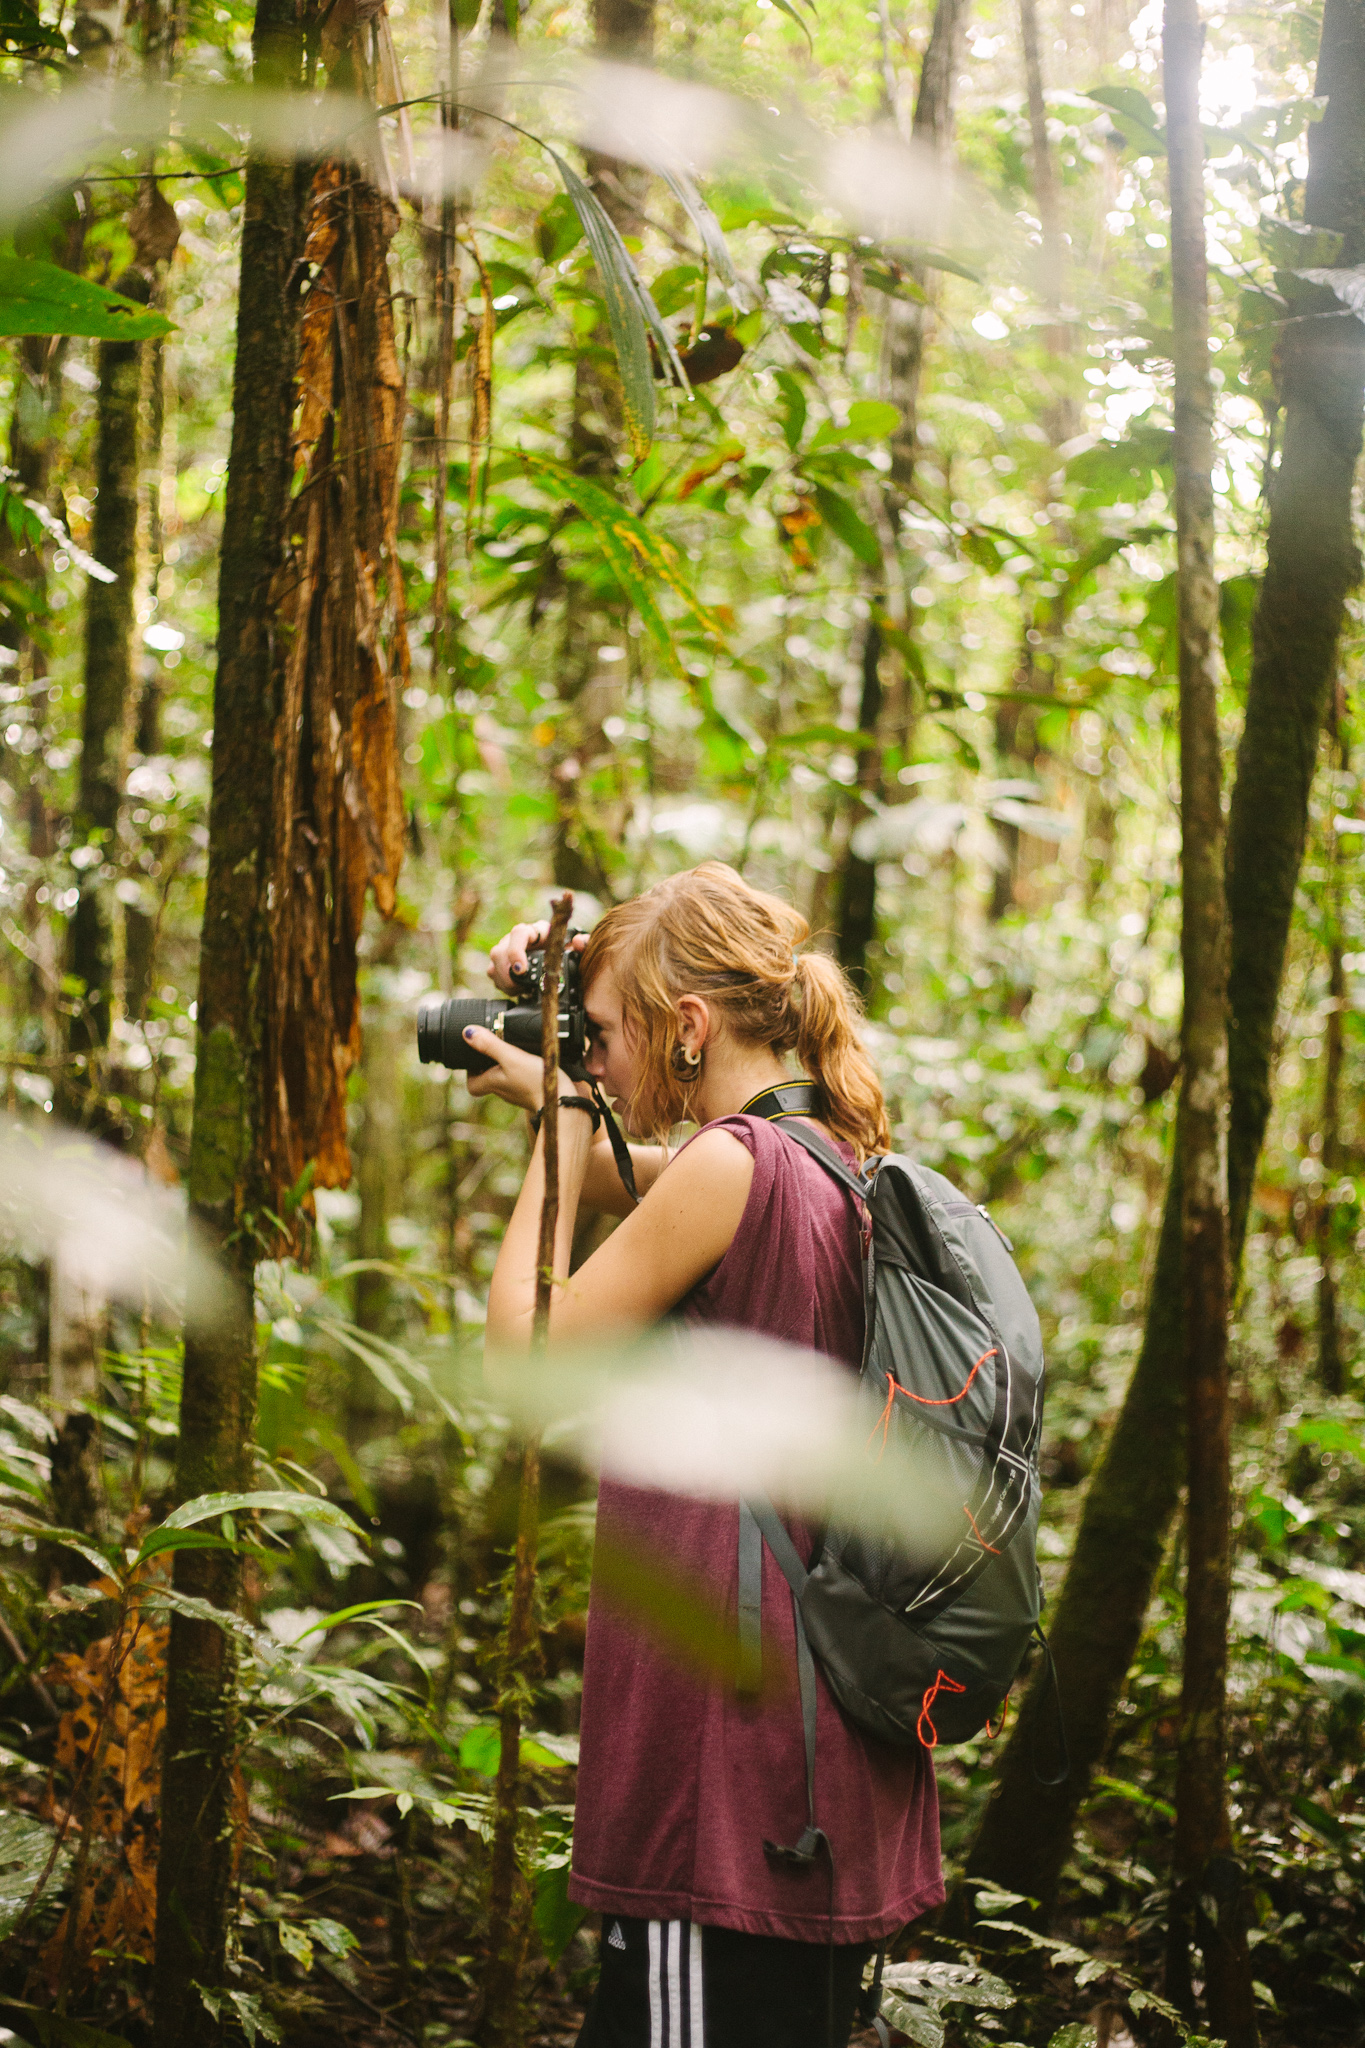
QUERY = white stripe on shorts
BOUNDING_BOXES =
[647,1920,704,2047]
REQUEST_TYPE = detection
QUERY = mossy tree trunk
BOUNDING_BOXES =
[1163,2,1255,2032]
[957,0,1365,1929]
[152,3,309,2037]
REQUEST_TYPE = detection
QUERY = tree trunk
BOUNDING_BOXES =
[835,0,970,984]
[956,0,1365,1933]
[835,611,884,995]
[478,896,569,2047]
[1226,0,1365,1269]
[152,3,308,2036]
[1317,818,1346,1393]
[66,268,150,1123]
[156,12,408,2031]
[1163,3,1255,2033]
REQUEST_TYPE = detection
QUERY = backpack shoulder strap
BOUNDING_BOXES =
[769,1118,874,1202]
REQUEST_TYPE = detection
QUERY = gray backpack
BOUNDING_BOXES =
[736,1118,1052,1876]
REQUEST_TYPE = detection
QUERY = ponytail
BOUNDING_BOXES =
[794,953,890,1159]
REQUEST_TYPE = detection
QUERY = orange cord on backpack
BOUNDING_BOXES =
[865,1347,999,1459]
[917,1668,967,1749]
[985,1690,1011,1740]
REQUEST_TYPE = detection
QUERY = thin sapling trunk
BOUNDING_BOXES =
[1164,1,1256,2037]
[480,890,572,2047]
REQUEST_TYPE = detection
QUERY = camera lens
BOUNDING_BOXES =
[416,995,510,1072]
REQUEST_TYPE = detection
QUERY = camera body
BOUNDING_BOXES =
[416,940,589,1079]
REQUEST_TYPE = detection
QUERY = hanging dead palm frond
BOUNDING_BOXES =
[266,43,409,1201]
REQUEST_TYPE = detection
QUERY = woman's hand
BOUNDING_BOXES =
[461,1028,545,1114]
[488,920,589,996]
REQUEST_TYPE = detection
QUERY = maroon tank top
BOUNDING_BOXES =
[569,1114,944,1942]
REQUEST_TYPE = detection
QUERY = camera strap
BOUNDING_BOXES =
[739,1080,828,1124]
[586,1078,640,1207]
[581,1079,825,1212]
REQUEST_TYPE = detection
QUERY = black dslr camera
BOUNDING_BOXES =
[416,938,589,1080]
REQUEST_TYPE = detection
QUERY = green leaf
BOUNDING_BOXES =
[277,1920,314,1972]
[1086,85,1165,155]
[548,151,688,461]
[0,1512,114,1578]
[0,2007,132,2048]
[535,190,583,264]
[878,1994,943,2048]
[767,0,814,46]
[0,1813,69,1940]
[0,258,172,341]
[521,454,728,673]
[774,368,807,451]
[1,0,66,52]
[1066,426,1173,505]
[533,1855,587,1963]
[155,1489,367,1538]
[1047,2029,1098,2048]
[133,1525,244,1564]
[306,1916,358,1958]
[292,1599,423,1639]
[1219,572,1258,693]
[811,484,881,568]
[657,169,744,298]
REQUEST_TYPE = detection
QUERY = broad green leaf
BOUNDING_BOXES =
[774,368,807,451]
[533,1854,586,1963]
[157,1488,366,1536]
[548,150,688,460]
[0,258,172,341]
[1086,85,1164,155]
[1,0,66,53]
[305,1916,358,1958]
[277,1920,314,1972]
[1219,571,1259,692]
[811,484,881,568]
[521,454,728,672]
[138,1588,264,1643]
[0,1512,114,1578]
[0,1812,69,1940]
[878,1994,943,2048]
[0,2007,131,2048]
[1047,2028,1098,2048]
[133,1525,245,1564]
[457,1722,572,1774]
[536,190,584,263]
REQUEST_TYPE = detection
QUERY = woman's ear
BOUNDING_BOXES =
[675,994,711,1055]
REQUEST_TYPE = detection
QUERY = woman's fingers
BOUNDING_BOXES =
[462,1028,544,1113]
[489,919,551,993]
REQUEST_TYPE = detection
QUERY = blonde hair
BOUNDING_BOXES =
[579,862,891,1157]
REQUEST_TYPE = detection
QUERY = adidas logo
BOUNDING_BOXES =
[607,1920,627,1952]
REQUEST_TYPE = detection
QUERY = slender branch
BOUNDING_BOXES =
[479,891,572,2048]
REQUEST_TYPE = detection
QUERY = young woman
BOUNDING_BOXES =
[466,862,943,2048]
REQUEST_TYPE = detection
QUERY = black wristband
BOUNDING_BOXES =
[531,1096,602,1138]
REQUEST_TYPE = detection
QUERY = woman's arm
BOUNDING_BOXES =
[486,1125,754,1350]
[460,1026,667,1215]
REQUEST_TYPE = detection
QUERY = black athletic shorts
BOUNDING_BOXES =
[574,1914,875,2048]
